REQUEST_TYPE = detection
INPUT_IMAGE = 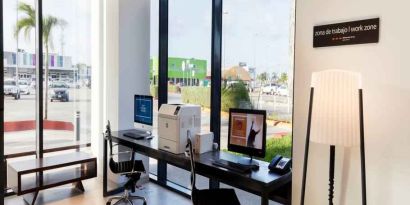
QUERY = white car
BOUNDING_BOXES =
[4,79,21,100]
[261,83,278,95]
[18,80,31,95]
[276,86,289,96]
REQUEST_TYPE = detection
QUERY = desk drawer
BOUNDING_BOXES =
[159,138,179,154]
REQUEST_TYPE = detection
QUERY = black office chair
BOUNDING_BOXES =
[105,121,147,205]
[185,137,241,205]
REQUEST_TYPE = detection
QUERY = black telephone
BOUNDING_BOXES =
[268,155,291,174]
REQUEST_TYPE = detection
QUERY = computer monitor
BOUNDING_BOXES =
[134,95,153,134]
[228,108,266,166]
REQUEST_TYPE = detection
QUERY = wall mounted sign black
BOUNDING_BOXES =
[313,18,379,48]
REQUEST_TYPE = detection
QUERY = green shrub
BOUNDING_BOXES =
[223,135,292,162]
[181,87,211,108]
[221,82,251,112]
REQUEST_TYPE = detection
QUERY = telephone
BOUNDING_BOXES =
[268,155,291,174]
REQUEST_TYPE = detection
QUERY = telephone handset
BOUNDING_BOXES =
[268,155,291,174]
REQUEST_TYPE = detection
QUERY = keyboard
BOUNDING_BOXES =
[212,159,252,174]
[123,132,149,140]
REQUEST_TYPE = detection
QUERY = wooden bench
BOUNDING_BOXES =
[7,152,97,205]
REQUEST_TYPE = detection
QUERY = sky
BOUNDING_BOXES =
[3,0,91,65]
[151,0,294,75]
[4,0,294,74]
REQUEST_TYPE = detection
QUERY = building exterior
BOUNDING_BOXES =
[3,51,76,81]
[150,57,207,86]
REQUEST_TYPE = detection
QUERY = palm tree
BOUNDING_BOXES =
[15,2,67,119]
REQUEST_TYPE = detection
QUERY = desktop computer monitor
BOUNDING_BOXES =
[228,108,266,166]
[134,95,153,134]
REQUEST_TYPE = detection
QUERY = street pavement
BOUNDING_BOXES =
[4,87,91,155]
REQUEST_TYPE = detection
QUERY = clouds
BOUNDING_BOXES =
[163,0,294,74]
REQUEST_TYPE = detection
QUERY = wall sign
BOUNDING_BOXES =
[313,18,379,48]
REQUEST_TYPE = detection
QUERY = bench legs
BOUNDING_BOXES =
[21,180,85,205]
[23,191,39,205]
[73,181,85,192]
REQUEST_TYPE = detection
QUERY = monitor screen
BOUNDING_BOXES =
[134,95,153,126]
[228,108,266,158]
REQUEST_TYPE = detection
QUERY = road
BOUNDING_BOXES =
[4,87,91,155]
[4,89,292,155]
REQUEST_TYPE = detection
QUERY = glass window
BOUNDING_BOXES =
[43,0,92,149]
[167,0,212,188]
[3,0,36,155]
[220,0,294,161]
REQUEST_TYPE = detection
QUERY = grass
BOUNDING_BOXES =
[223,135,292,162]
[264,135,292,161]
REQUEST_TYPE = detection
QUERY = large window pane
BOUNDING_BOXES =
[167,0,212,188]
[221,0,294,157]
[3,0,36,155]
[221,1,294,203]
[43,0,92,149]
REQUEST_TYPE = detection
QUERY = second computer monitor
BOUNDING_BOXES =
[228,108,267,158]
[134,95,153,131]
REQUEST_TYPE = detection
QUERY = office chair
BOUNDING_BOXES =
[185,137,241,205]
[105,121,147,205]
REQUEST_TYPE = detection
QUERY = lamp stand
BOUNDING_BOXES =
[300,88,367,205]
[329,145,335,205]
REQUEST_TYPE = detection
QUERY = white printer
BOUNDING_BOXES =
[158,104,201,154]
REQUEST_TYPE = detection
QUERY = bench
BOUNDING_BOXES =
[7,152,97,205]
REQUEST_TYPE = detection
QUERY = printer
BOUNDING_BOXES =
[158,104,201,154]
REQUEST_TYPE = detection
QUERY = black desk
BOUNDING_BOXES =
[103,129,291,205]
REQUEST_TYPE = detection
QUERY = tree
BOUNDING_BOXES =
[15,2,67,119]
[278,72,288,85]
[271,71,279,83]
[257,72,269,84]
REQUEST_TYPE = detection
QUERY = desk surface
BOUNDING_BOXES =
[111,129,291,195]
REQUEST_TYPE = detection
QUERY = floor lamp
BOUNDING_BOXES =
[300,69,367,205]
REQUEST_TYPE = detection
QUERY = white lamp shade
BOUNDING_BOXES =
[310,69,362,147]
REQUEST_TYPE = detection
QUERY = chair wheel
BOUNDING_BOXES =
[106,202,111,205]
[143,202,147,205]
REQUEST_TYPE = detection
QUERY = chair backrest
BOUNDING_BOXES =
[185,133,198,204]
[105,120,114,156]
[186,138,196,188]
[104,121,145,174]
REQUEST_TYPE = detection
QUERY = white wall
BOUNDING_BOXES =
[93,0,150,181]
[118,0,151,129]
[293,0,410,204]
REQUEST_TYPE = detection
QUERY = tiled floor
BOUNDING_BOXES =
[5,178,283,205]
[5,178,190,205]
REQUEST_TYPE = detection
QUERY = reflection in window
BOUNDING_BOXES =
[3,0,36,155]
[221,0,294,160]
[166,0,212,188]
[42,0,92,149]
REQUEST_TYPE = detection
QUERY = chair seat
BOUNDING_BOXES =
[194,188,241,205]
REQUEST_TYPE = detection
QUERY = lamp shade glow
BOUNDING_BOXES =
[310,69,362,147]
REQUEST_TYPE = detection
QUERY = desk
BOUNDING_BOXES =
[103,129,291,205]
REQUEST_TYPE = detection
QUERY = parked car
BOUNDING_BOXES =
[276,86,289,96]
[18,80,31,95]
[4,78,21,100]
[66,80,81,89]
[261,83,278,95]
[49,82,69,102]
